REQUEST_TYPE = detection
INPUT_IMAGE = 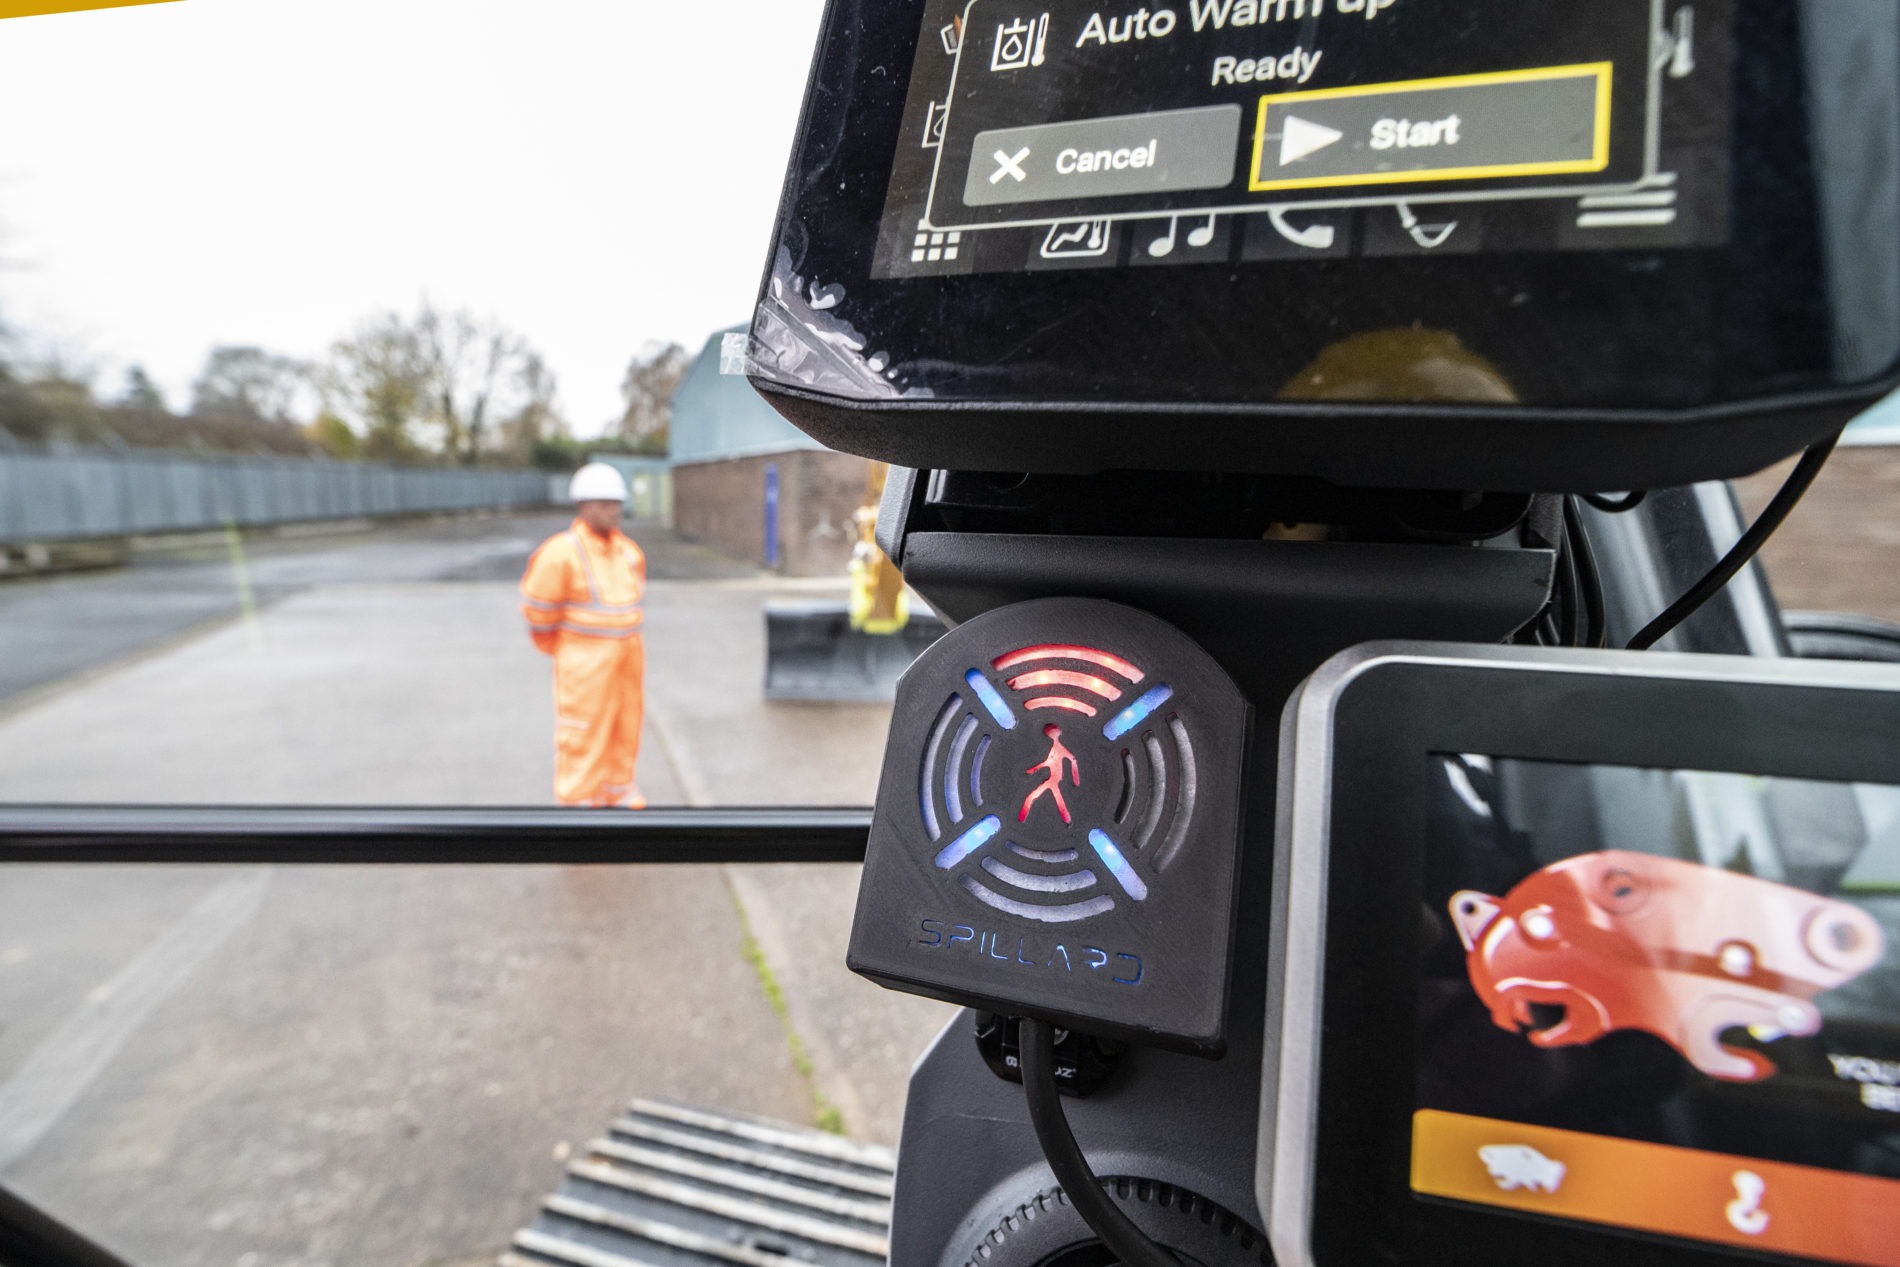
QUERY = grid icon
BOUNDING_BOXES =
[911,222,964,264]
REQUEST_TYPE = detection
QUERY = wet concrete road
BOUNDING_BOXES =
[0,512,756,710]
[0,513,954,1267]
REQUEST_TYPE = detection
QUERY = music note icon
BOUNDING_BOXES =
[1147,216,1179,258]
[1148,214,1220,260]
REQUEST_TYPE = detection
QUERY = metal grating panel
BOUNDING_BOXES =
[505,1101,893,1267]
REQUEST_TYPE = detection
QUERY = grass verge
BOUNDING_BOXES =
[727,884,847,1136]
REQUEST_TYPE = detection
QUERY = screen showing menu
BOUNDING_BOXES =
[1418,756,1900,1266]
[874,0,1732,277]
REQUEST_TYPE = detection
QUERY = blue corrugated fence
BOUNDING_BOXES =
[0,451,553,543]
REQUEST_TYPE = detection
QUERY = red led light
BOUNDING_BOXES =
[1007,669,1123,699]
[1024,696,1099,716]
[993,645,1146,682]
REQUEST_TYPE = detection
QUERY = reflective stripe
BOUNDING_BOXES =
[525,619,563,633]
[557,622,642,640]
[568,531,603,605]
[567,530,642,618]
[520,596,566,613]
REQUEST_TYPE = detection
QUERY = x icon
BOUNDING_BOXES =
[990,147,1031,184]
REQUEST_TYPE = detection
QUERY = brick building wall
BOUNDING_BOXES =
[672,448,872,577]
[1735,445,1900,623]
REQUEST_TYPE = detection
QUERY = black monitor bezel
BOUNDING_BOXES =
[1264,643,1900,1266]
[751,0,1900,492]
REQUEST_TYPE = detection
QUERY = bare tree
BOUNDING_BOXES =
[618,340,692,455]
[1,342,106,444]
[322,302,551,464]
[326,316,431,461]
[191,346,310,423]
[119,365,168,412]
[417,306,533,464]
[496,350,564,462]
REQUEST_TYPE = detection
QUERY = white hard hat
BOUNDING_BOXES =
[569,462,630,503]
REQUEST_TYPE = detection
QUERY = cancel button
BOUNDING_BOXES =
[963,105,1241,208]
[1058,139,1158,175]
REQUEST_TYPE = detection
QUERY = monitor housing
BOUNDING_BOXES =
[1265,643,1900,1266]
[749,0,1900,491]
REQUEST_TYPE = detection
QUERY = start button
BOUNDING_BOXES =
[1250,63,1613,192]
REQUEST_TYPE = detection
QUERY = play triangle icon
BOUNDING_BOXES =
[1280,115,1345,166]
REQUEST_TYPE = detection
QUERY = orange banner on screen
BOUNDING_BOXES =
[1413,1110,1900,1267]
[0,0,179,19]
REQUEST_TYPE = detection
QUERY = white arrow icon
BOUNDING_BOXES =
[1280,115,1344,166]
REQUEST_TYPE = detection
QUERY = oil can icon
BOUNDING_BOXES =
[991,14,1051,72]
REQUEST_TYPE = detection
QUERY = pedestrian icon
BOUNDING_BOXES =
[991,14,1050,72]
[1020,724,1080,825]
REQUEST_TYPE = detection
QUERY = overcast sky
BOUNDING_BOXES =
[0,0,826,435]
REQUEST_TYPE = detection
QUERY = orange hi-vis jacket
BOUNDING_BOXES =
[520,521,648,807]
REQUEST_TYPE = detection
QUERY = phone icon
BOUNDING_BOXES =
[1269,207,1335,250]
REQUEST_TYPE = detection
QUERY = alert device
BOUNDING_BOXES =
[848,597,1249,1054]
[749,0,1900,491]
[1266,643,1900,1267]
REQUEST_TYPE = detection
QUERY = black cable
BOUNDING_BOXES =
[1584,489,1648,513]
[1559,528,1584,647]
[1626,432,1842,651]
[1565,496,1608,649]
[1018,1017,1181,1267]
[1531,529,1582,647]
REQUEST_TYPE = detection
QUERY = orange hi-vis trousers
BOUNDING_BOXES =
[520,521,648,808]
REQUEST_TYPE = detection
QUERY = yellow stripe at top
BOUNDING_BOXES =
[1,0,180,17]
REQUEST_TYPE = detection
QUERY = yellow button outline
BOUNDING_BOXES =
[1249,62,1614,192]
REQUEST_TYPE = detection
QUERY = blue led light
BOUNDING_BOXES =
[1103,684,1174,741]
[935,816,1002,870]
[966,670,1016,729]
[1088,829,1149,901]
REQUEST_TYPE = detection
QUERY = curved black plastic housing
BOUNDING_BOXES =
[750,0,1900,491]
[849,597,1250,1054]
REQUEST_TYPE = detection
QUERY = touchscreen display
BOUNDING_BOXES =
[874,0,1732,277]
[1418,757,1900,1266]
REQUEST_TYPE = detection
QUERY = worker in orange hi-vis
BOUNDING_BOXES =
[520,463,649,808]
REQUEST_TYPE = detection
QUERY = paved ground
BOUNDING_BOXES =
[0,513,955,1267]
[0,514,577,711]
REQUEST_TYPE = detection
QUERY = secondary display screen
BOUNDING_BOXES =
[874,0,1731,277]
[1419,756,1900,1266]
